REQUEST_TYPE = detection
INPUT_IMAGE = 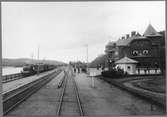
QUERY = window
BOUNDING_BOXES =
[132,50,138,56]
[127,66,131,69]
[143,50,149,54]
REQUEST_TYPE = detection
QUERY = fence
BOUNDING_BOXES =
[136,68,161,75]
[2,73,23,83]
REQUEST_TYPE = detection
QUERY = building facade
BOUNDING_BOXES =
[105,24,165,74]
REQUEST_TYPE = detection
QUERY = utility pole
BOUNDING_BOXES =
[0,4,3,114]
[31,53,34,64]
[86,44,89,74]
[37,46,40,75]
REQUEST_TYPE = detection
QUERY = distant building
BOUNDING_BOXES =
[105,24,165,74]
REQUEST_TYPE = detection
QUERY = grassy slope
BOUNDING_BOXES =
[132,78,166,93]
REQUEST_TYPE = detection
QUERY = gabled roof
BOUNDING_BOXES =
[143,24,162,37]
[115,56,138,64]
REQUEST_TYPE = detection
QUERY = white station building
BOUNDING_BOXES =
[115,56,138,75]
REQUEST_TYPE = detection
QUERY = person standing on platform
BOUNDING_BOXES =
[78,67,80,73]
[74,67,76,73]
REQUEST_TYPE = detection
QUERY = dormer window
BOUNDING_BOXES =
[132,50,138,56]
[143,50,149,54]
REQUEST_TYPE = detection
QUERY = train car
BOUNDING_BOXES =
[21,64,56,77]
[48,65,55,70]
[33,64,45,73]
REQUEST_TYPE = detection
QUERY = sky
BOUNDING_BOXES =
[2,1,165,63]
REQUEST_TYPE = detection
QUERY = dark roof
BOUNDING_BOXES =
[116,36,146,46]
[116,38,132,46]
[113,24,161,47]
[106,41,116,47]
[143,24,162,37]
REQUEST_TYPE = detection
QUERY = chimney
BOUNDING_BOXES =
[131,31,136,37]
[136,32,141,36]
[126,34,130,39]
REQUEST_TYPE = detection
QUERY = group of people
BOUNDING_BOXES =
[73,67,81,73]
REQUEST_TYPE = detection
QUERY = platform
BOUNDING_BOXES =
[3,69,57,94]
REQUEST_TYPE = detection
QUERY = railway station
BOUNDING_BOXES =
[0,64,166,116]
[0,24,166,115]
[0,1,166,117]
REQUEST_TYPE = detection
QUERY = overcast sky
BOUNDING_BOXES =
[2,1,165,63]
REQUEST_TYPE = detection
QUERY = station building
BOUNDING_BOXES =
[115,56,138,75]
[105,24,165,74]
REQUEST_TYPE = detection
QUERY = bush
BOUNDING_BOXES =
[81,68,87,73]
[101,68,127,78]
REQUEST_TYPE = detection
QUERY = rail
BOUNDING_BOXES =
[56,71,68,116]
[72,73,84,116]
[56,70,84,116]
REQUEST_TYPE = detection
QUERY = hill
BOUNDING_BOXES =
[2,58,66,67]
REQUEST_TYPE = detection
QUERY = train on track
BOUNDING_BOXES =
[21,64,56,77]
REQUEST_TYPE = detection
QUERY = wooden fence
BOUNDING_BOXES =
[2,73,23,83]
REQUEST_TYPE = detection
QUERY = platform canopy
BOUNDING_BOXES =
[115,56,138,64]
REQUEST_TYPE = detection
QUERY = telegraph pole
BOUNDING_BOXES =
[0,45,3,114]
[0,2,3,115]
[31,53,34,64]
[86,44,89,74]
[37,46,40,75]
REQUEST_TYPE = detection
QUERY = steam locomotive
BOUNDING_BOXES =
[21,64,55,77]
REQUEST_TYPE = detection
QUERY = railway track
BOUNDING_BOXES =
[56,69,84,116]
[3,69,62,116]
